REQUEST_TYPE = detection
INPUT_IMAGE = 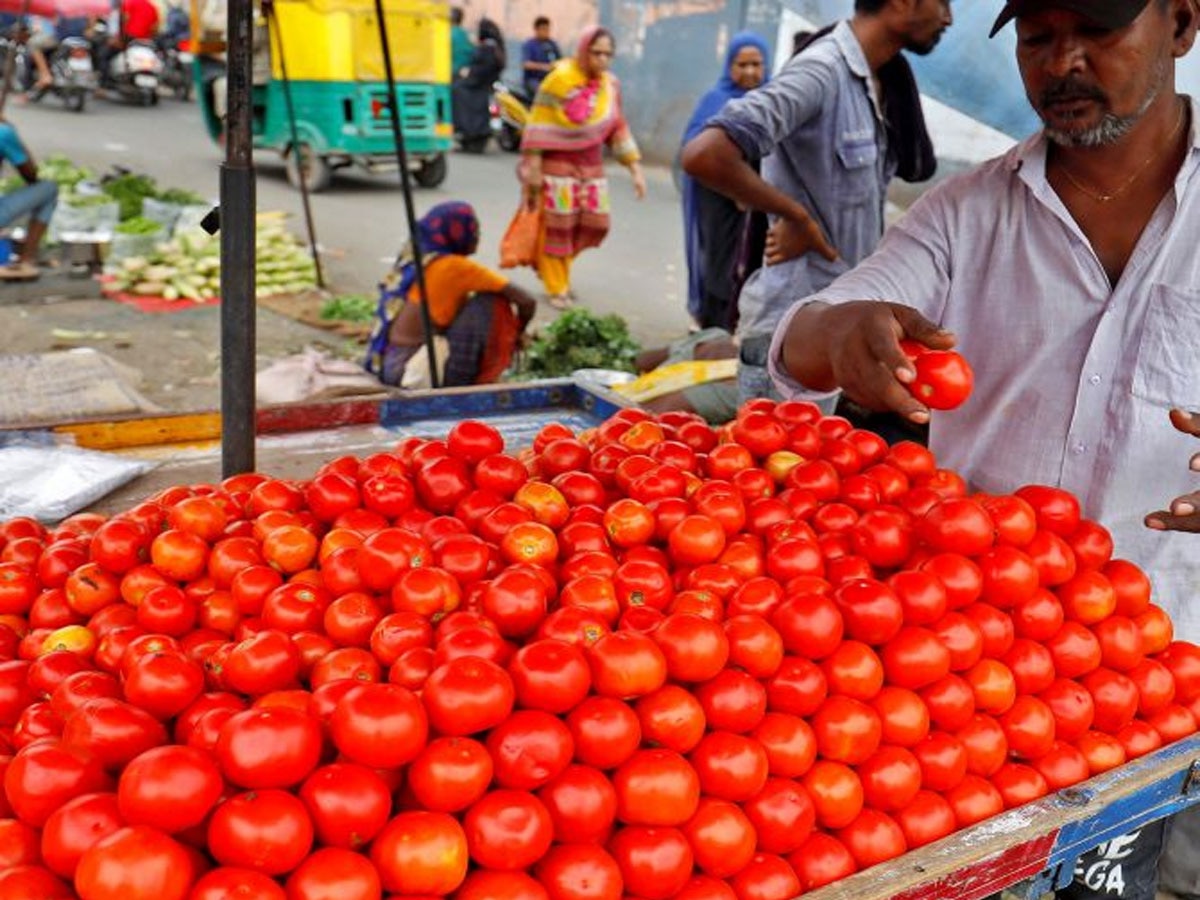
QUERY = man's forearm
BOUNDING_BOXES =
[680,129,811,225]
[780,302,836,392]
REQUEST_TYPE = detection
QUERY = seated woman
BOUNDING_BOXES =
[365,201,537,388]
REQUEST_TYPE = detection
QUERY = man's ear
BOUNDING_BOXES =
[1172,0,1198,54]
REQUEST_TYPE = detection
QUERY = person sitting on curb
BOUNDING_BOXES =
[364,201,538,389]
[0,119,57,281]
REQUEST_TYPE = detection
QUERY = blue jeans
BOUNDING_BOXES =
[0,180,58,229]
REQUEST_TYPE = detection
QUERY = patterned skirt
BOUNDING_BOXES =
[541,147,610,259]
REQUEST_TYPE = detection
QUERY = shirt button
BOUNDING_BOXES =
[1073,443,1086,455]
[1089,374,1102,385]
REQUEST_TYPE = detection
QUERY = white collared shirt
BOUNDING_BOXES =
[770,98,1200,640]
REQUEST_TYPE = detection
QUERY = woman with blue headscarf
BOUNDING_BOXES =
[680,32,768,330]
[365,201,537,388]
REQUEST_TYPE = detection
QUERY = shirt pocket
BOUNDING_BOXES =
[1131,282,1200,407]
[835,133,878,205]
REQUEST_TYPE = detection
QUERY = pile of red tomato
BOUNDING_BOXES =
[2,398,1200,900]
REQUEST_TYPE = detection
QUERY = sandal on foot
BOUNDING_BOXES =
[0,261,40,282]
[547,293,573,310]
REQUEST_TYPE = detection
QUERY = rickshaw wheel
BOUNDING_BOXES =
[286,144,333,193]
[414,154,447,188]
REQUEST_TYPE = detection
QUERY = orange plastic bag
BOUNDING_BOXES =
[499,203,541,269]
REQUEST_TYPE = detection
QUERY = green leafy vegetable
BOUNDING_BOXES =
[101,173,159,220]
[156,187,207,206]
[516,308,641,379]
[319,294,376,322]
[115,217,164,235]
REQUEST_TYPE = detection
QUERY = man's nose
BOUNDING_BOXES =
[1045,34,1087,77]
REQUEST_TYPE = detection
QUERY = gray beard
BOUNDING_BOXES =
[1043,60,1166,148]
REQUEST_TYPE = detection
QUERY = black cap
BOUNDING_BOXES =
[989,0,1151,37]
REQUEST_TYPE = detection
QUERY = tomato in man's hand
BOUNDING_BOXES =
[901,343,974,411]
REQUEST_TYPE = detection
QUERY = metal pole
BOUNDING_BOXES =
[371,0,439,388]
[220,0,256,475]
[263,0,324,288]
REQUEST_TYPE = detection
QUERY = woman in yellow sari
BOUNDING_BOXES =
[519,26,646,309]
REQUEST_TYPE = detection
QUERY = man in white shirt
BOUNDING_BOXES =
[769,0,1200,896]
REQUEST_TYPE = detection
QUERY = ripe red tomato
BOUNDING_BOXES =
[894,790,957,848]
[567,695,642,770]
[613,747,701,826]
[683,797,758,877]
[587,631,668,700]
[5,738,112,827]
[75,825,195,900]
[904,349,973,410]
[298,763,392,849]
[1039,677,1096,742]
[329,682,427,769]
[370,811,468,895]
[422,655,515,736]
[117,744,223,833]
[608,824,695,899]
[802,760,864,829]
[462,789,554,872]
[999,696,1056,760]
[918,498,994,557]
[729,851,802,900]
[1032,740,1091,789]
[637,685,707,754]
[992,761,1049,808]
[789,832,857,891]
[912,732,968,793]
[535,843,624,900]
[882,627,951,690]
[538,763,618,844]
[945,774,1004,827]
[1084,667,1140,733]
[215,706,322,789]
[837,808,908,868]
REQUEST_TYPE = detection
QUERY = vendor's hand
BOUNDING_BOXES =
[1145,409,1200,532]
[630,165,646,200]
[766,214,837,266]
[817,300,956,424]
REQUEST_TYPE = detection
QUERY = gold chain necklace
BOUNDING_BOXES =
[1055,102,1187,203]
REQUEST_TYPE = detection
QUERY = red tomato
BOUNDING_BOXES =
[1032,741,1091,789]
[613,747,701,826]
[117,744,223,833]
[999,696,1056,760]
[802,760,864,830]
[214,706,322,789]
[535,843,623,900]
[5,738,112,827]
[1038,678,1096,742]
[912,732,968,793]
[422,655,515,736]
[207,789,313,876]
[329,682,427,769]
[636,685,707,754]
[588,631,668,700]
[567,695,642,770]
[906,350,973,410]
[462,789,554,872]
[298,762,391,849]
[918,498,994,557]
[741,777,815,855]
[1083,667,1140,733]
[789,832,857,891]
[728,852,801,900]
[894,790,957,848]
[1076,731,1128,775]
[370,811,468,895]
[538,763,618,844]
[1003,638,1057,696]
[944,774,1004,827]
[74,825,194,900]
[822,640,885,701]
[882,627,951,690]
[1015,485,1081,536]
[683,797,758,877]
[873,685,932,747]
[857,745,922,812]
[837,808,908,868]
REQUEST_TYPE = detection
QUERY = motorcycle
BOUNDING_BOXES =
[91,21,163,105]
[492,81,530,153]
[156,35,192,101]
[27,37,95,112]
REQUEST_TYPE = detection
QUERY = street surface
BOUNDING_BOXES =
[12,94,694,347]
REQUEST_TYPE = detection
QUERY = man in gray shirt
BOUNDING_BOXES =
[772,0,1200,896]
[680,0,951,405]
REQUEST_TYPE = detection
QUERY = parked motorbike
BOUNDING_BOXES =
[492,81,530,153]
[156,35,192,101]
[27,38,95,112]
[91,22,163,106]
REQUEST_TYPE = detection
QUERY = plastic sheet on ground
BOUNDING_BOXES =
[0,442,155,522]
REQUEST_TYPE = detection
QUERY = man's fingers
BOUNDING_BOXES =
[893,305,955,350]
[1169,408,1200,438]
[807,222,838,262]
[1145,510,1200,533]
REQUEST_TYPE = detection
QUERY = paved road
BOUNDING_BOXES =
[12,93,693,347]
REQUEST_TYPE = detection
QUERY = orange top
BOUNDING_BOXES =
[407,255,509,329]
